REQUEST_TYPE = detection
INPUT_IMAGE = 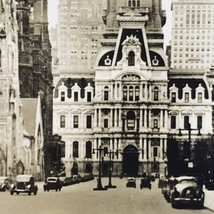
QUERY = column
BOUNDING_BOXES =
[119,109,122,128]
[164,110,168,129]
[110,109,113,127]
[160,110,163,129]
[147,139,150,160]
[94,108,97,127]
[144,109,147,127]
[159,138,163,160]
[148,109,151,128]
[143,138,147,161]
[110,138,113,151]
[140,109,143,129]
[98,108,101,128]
[145,83,148,100]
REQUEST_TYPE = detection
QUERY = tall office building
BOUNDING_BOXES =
[171,0,214,70]
[56,0,105,76]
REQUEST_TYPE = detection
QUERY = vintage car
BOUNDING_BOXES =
[126,177,136,188]
[43,177,62,192]
[170,176,204,208]
[10,175,38,195]
[0,176,12,191]
[140,177,151,189]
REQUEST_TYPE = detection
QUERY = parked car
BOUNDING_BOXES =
[10,175,38,195]
[170,176,204,208]
[62,177,73,186]
[205,175,214,190]
[43,177,62,192]
[140,177,151,189]
[0,176,12,191]
[126,177,136,188]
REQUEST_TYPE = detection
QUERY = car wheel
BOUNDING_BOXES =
[10,191,13,195]
[56,189,58,192]
[28,192,31,196]
[34,191,37,195]
[17,192,19,195]
[171,196,177,208]
[47,189,49,192]
[59,188,61,191]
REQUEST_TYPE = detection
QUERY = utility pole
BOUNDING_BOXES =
[105,150,117,189]
[93,145,107,191]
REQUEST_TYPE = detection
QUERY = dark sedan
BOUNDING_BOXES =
[44,177,62,192]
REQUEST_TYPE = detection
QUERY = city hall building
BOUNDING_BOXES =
[53,0,213,177]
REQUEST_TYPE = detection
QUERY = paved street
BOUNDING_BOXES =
[0,178,213,214]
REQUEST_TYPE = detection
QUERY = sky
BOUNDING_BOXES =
[48,0,172,45]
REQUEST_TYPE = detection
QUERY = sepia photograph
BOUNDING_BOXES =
[0,0,214,213]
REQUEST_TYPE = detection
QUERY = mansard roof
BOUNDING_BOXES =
[54,77,95,98]
[168,78,209,99]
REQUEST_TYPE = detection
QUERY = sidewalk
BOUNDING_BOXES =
[204,188,214,212]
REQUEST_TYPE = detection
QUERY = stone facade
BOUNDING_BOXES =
[0,0,23,178]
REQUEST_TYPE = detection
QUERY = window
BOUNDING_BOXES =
[85,91,91,102]
[68,88,72,98]
[127,111,135,130]
[85,141,92,158]
[154,87,159,101]
[104,86,109,101]
[184,92,189,103]
[74,92,78,101]
[135,86,140,101]
[153,147,158,157]
[171,92,176,103]
[73,115,78,128]
[197,116,202,129]
[129,86,134,101]
[153,119,158,128]
[86,115,92,128]
[171,116,176,129]
[123,86,128,101]
[198,92,202,103]
[104,147,108,156]
[61,91,65,102]
[128,51,135,66]
[60,115,65,128]
[73,141,79,158]
[184,116,189,129]
[104,119,108,128]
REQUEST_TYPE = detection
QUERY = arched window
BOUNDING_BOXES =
[73,141,79,158]
[128,0,131,7]
[104,86,109,101]
[127,110,135,130]
[123,86,128,101]
[85,141,92,158]
[128,51,135,66]
[129,86,134,101]
[135,86,140,101]
[153,86,159,101]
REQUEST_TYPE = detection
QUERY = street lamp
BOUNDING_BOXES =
[93,145,107,191]
[178,122,201,175]
[105,150,117,189]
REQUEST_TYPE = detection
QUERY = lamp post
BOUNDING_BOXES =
[93,145,107,191]
[178,122,201,175]
[105,150,117,189]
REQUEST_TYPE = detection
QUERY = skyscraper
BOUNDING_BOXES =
[171,0,214,70]
[56,0,105,76]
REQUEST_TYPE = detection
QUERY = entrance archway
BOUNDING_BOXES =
[122,145,139,176]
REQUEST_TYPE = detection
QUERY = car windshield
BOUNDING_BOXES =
[47,178,57,182]
[179,180,197,186]
[16,176,31,182]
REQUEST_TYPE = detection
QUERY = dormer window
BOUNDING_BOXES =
[128,51,135,66]
[184,92,189,103]
[61,91,65,102]
[74,92,78,101]
[171,92,176,103]
[198,92,202,103]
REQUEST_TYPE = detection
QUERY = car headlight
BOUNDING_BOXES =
[27,184,31,189]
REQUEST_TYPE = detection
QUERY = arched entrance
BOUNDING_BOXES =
[122,145,139,176]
